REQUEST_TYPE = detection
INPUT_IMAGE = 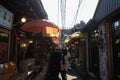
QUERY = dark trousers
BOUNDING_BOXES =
[60,70,67,80]
[48,68,60,80]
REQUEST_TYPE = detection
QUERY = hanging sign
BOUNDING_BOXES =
[0,4,13,29]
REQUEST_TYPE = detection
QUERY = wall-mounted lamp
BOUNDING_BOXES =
[21,43,27,48]
[13,17,25,26]
[75,41,78,44]
[13,17,30,27]
[29,40,33,44]
[21,17,27,23]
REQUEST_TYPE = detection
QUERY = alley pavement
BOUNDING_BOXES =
[59,69,81,80]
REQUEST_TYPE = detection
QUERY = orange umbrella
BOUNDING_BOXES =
[20,19,61,34]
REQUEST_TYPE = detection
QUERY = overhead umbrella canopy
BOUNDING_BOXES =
[64,31,85,43]
[42,33,60,37]
[70,31,85,38]
[21,19,61,34]
[64,37,70,43]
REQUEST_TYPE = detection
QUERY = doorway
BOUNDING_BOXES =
[88,28,100,79]
[112,20,120,80]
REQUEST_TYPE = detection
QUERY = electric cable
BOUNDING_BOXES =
[70,0,83,28]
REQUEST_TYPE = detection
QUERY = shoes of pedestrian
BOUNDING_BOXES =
[68,67,71,70]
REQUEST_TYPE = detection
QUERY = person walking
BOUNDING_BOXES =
[47,47,62,80]
[60,48,67,80]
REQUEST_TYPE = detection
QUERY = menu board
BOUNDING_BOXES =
[0,31,9,63]
[0,4,13,29]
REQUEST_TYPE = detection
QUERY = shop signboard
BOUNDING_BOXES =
[0,4,13,29]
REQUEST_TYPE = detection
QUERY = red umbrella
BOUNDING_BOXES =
[20,19,61,34]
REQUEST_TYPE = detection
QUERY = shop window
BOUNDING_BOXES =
[0,31,9,63]
[114,21,120,30]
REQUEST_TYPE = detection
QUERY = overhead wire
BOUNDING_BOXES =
[60,0,66,45]
[70,0,83,28]
[70,0,82,28]
[61,0,66,30]
[57,0,60,26]
[76,0,86,22]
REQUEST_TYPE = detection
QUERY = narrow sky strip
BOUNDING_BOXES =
[41,0,99,29]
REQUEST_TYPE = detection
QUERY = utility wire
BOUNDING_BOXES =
[60,0,66,30]
[57,0,59,25]
[76,0,86,22]
[71,0,82,27]
[60,0,66,46]
[61,0,66,30]
[57,0,60,27]
[70,0,82,28]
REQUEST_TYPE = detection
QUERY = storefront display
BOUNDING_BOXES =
[0,31,9,63]
[0,4,13,63]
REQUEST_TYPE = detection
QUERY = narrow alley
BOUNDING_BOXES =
[1,0,120,80]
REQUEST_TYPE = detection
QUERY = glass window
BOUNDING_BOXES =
[0,31,9,63]
[114,21,120,30]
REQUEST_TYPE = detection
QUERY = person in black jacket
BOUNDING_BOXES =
[60,48,67,80]
[47,47,62,80]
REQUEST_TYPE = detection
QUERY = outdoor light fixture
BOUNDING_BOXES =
[13,16,28,26]
[21,17,27,23]
[75,41,78,44]
[20,34,24,37]
[95,32,99,37]
[20,17,33,24]
[21,43,27,48]
[29,40,33,44]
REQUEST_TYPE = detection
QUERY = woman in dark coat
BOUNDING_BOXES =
[47,48,62,80]
[60,48,67,80]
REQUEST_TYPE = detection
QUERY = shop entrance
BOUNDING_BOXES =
[88,28,100,79]
[112,20,120,80]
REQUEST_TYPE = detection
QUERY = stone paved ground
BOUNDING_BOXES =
[59,69,81,80]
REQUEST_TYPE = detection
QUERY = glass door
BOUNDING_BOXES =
[112,20,120,80]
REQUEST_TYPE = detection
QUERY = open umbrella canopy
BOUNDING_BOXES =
[64,31,85,43]
[70,31,85,38]
[20,19,61,34]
